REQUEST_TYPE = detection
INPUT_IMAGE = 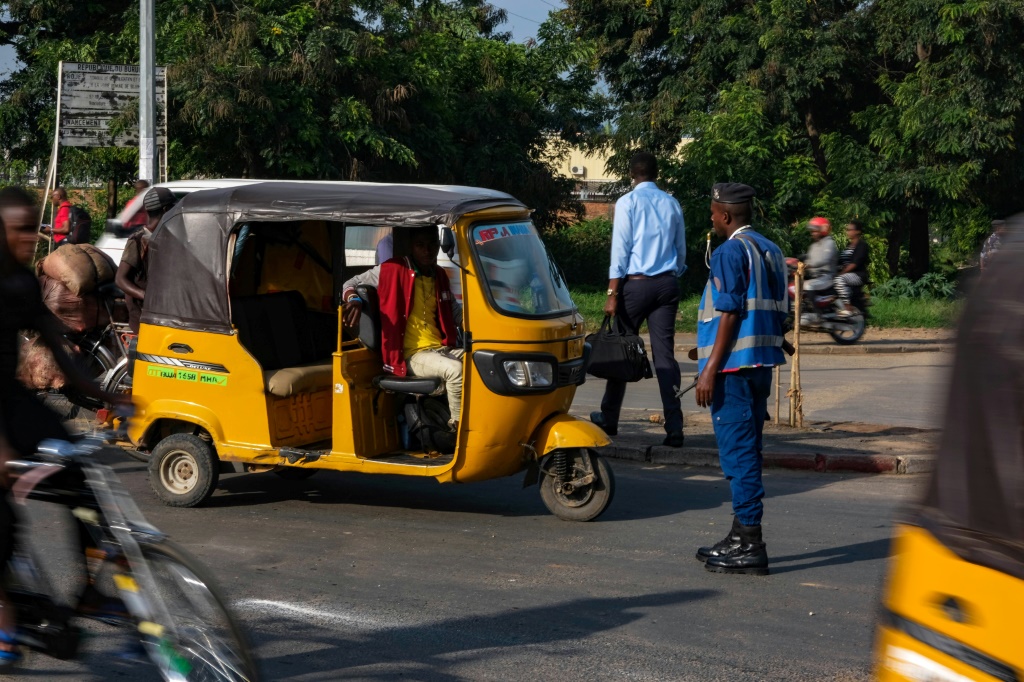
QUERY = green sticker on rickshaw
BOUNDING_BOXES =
[147,366,177,380]
[200,373,228,386]
[145,364,227,386]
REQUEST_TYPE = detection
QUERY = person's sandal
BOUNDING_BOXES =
[0,629,23,669]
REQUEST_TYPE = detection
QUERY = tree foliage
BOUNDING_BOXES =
[561,0,1024,280]
[1,0,604,228]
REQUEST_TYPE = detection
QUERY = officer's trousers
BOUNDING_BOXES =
[710,367,773,526]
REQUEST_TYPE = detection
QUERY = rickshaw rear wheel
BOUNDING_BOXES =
[539,449,615,522]
[148,434,220,508]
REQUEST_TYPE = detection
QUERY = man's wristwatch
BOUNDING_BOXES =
[606,288,617,297]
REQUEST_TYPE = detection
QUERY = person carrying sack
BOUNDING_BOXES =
[589,151,687,447]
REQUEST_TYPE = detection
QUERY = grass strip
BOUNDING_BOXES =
[569,286,961,332]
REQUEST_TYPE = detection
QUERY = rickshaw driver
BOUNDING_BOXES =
[342,226,464,431]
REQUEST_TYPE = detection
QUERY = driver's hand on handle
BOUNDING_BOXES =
[343,298,362,328]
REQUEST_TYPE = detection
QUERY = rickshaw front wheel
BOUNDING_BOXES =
[539,449,615,522]
[148,433,220,508]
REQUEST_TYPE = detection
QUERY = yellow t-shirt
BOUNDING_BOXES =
[403,275,443,357]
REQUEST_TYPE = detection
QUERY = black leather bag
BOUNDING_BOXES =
[585,315,654,383]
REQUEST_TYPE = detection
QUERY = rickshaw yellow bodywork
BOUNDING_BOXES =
[874,524,1024,682]
[128,205,607,486]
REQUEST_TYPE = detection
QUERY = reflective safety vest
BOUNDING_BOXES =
[697,231,788,374]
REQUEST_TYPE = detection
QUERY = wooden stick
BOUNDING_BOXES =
[774,365,781,426]
[793,263,804,428]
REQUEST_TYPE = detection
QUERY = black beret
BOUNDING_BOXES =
[143,186,177,213]
[711,182,756,204]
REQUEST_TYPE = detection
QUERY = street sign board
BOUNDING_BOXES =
[58,62,167,148]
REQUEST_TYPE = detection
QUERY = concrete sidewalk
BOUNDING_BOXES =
[668,330,953,355]
[578,408,937,475]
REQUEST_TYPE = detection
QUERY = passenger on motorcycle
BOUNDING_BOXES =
[834,220,869,317]
[0,187,129,667]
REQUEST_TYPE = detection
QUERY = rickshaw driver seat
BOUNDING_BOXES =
[354,284,443,396]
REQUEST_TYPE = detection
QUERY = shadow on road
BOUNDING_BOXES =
[768,538,892,575]
[245,588,718,680]
[203,458,747,522]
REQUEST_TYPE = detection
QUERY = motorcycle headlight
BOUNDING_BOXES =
[502,360,554,388]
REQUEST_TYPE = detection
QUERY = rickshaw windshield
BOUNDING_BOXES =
[471,221,574,318]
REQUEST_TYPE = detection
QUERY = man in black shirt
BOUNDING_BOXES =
[834,219,869,316]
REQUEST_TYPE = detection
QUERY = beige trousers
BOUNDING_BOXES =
[406,347,465,421]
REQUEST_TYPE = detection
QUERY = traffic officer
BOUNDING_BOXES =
[693,182,788,575]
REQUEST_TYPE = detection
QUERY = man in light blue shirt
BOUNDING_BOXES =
[591,151,687,447]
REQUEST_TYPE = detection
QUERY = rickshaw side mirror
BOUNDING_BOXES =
[440,227,456,259]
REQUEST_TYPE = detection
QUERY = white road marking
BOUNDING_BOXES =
[235,598,391,630]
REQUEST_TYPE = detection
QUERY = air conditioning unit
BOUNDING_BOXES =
[570,165,586,176]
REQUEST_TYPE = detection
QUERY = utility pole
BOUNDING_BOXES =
[139,0,156,182]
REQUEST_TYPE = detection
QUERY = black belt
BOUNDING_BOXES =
[627,272,674,280]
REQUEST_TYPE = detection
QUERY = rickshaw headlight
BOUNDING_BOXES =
[502,360,554,387]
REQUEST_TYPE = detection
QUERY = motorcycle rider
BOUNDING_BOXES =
[801,217,838,321]
[0,186,128,667]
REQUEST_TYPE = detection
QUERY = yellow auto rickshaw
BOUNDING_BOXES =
[874,233,1024,680]
[127,181,614,520]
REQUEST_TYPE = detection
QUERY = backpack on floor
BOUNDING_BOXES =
[404,397,456,455]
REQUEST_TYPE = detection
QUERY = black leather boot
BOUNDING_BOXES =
[704,523,769,575]
[695,516,742,563]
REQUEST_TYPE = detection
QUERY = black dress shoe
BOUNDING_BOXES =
[705,523,770,575]
[696,516,741,563]
[590,411,617,436]
[663,431,684,448]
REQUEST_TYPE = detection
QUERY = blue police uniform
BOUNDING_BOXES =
[697,227,787,525]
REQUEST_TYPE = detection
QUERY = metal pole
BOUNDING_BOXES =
[139,0,157,182]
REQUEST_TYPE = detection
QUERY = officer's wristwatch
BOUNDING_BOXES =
[606,288,617,297]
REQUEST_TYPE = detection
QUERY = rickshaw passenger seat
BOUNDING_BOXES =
[231,290,333,397]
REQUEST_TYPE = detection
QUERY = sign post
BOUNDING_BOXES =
[58,63,166,148]
[139,0,156,182]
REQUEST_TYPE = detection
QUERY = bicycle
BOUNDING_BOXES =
[4,423,259,681]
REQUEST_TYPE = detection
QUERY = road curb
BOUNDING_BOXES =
[598,444,934,475]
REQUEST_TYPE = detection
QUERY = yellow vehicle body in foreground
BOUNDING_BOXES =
[875,524,1024,682]
[127,182,615,520]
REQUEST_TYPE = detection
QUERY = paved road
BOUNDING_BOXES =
[575,351,952,429]
[8,453,923,681]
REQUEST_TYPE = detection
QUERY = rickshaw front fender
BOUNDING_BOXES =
[530,414,612,457]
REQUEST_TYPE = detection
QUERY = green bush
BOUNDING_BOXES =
[872,272,956,300]
[542,218,612,287]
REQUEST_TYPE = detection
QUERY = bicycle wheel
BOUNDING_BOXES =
[131,540,260,682]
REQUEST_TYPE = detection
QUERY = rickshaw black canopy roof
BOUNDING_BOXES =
[140,182,527,333]
[913,221,1024,580]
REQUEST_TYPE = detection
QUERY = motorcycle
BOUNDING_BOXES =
[785,257,868,345]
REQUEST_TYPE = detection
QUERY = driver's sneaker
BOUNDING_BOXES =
[76,584,131,624]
